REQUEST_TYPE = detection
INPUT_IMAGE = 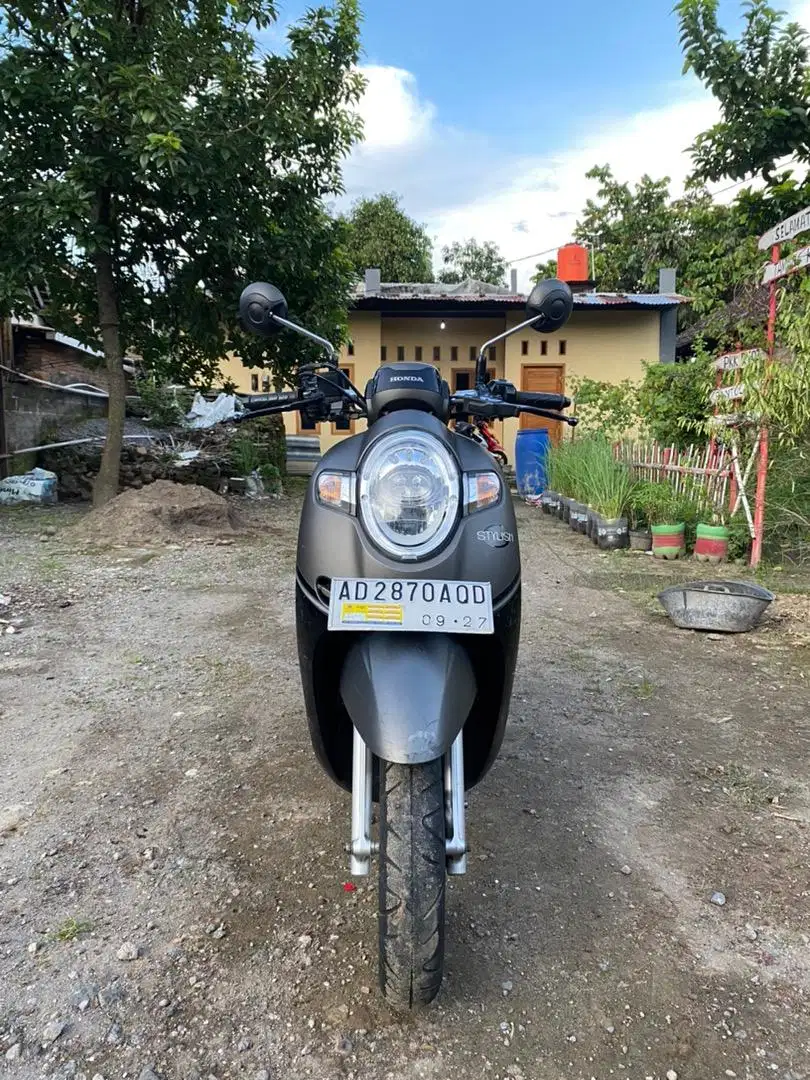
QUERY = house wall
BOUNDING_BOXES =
[1,329,108,475]
[219,306,662,464]
[501,307,661,457]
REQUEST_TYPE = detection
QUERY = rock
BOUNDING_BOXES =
[210,923,227,940]
[5,1043,22,1061]
[620,865,632,876]
[116,942,140,961]
[138,1069,162,1080]
[77,998,91,1013]
[45,525,57,537]
[41,1020,65,1045]
[106,1022,123,1045]
[710,891,727,907]
[707,633,722,641]
[335,1037,353,1055]
[667,1071,679,1080]
[297,934,312,948]
[237,1037,252,1052]
[27,941,38,955]
[0,595,10,606]
[255,1071,271,1080]
[39,533,50,542]
[501,980,513,993]
[744,924,758,941]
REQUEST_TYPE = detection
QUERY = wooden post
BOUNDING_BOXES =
[0,319,11,479]
[751,244,779,568]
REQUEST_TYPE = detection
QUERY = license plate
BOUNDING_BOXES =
[327,578,494,634]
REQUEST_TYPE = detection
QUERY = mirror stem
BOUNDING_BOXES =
[476,314,543,385]
[271,313,339,364]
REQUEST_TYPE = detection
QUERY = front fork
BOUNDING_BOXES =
[349,727,467,876]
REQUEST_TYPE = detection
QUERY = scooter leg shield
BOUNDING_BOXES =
[340,634,476,765]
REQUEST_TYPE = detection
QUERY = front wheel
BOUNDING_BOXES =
[379,758,446,1008]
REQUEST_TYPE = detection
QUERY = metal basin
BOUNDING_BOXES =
[657,580,775,633]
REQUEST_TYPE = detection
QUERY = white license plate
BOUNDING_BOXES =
[327,578,494,634]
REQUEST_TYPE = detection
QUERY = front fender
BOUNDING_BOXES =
[340,634,476,765]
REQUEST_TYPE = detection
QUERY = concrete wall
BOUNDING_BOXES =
[1,331,109,475]
[501,307,660,457]
[219,306,662,464]
[2,380,108,473]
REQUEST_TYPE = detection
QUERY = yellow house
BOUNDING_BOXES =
[219,268,686,464]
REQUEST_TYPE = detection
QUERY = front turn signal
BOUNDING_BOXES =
[316,471,356,514]
[463,471,501,514]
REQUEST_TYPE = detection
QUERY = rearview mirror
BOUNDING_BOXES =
[239,282,289,337]
[526,278,573,333]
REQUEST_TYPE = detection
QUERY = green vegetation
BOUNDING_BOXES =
[343,193,433,282]
[48,917,93,943]
[438,239,508,286]
[0,0,363,504]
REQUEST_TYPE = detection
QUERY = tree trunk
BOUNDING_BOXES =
[92,193,126,507]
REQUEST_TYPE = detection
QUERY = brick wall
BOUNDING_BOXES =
[14,330,110,392]
[1,329,108,476]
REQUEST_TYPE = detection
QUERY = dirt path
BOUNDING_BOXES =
[1,496,808,1080]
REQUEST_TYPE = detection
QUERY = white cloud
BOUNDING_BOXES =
[344,3,810,289]
[354,65,435,153]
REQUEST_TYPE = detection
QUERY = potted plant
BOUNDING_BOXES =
[695,507,730,564]
[587,442,634,550]
[628,483,655,551]
[645,483,686,559]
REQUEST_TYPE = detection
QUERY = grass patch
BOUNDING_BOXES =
[48,917,93,943]
[697,762,788,809]
[629,677,655,700]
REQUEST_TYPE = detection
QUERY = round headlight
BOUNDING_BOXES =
[358,430,460,560]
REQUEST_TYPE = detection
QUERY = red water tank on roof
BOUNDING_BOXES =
[557,243,589,283]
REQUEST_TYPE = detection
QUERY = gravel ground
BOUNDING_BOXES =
[1,493,809,1080]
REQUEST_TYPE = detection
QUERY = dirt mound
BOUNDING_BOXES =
[72,480,241,545]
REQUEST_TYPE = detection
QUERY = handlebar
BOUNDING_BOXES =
[514,390,571,411]
[243,391,300,411]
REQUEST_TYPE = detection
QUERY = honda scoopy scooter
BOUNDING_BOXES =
[236,278,576,1008]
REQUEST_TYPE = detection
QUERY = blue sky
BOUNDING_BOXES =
[267,0,810,283]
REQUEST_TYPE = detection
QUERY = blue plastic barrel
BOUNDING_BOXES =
[515,429,550,497]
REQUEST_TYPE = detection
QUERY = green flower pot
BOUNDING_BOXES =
[695,523,730,564]
[651,522,685,560]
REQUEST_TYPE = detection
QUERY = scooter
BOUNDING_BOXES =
[236,278,576,1008]
[454,416,509,468]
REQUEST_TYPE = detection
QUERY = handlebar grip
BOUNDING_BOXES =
[514,391,571,410]
[243,391,299,411]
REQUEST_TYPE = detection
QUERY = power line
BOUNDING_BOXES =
[507,243,568,265]
[507,158,807,267]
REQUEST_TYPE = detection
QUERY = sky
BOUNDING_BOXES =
[267,0,810,287]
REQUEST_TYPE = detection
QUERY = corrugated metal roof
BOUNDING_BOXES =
[354,282,689,309]
[571,292,688,308]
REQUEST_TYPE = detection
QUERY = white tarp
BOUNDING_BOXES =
[0,467,58,505]
[186,392,243,429]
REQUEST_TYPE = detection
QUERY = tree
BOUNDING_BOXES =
[532,258,557,283]
[567,166,692,294]
[536,164,776,328]
[0,1,363,504]
[437,239,508,286]
[343,193,433,282]
[677,0,810,183]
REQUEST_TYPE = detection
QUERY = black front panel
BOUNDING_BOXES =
[365,363,449,423]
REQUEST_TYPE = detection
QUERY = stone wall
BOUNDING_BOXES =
[38,443,230,501]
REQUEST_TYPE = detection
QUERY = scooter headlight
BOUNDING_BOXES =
[358,430,460,560]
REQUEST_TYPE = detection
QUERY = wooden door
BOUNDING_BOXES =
[520,365,565,444]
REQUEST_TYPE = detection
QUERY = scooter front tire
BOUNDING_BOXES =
[378,758,446,1009]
